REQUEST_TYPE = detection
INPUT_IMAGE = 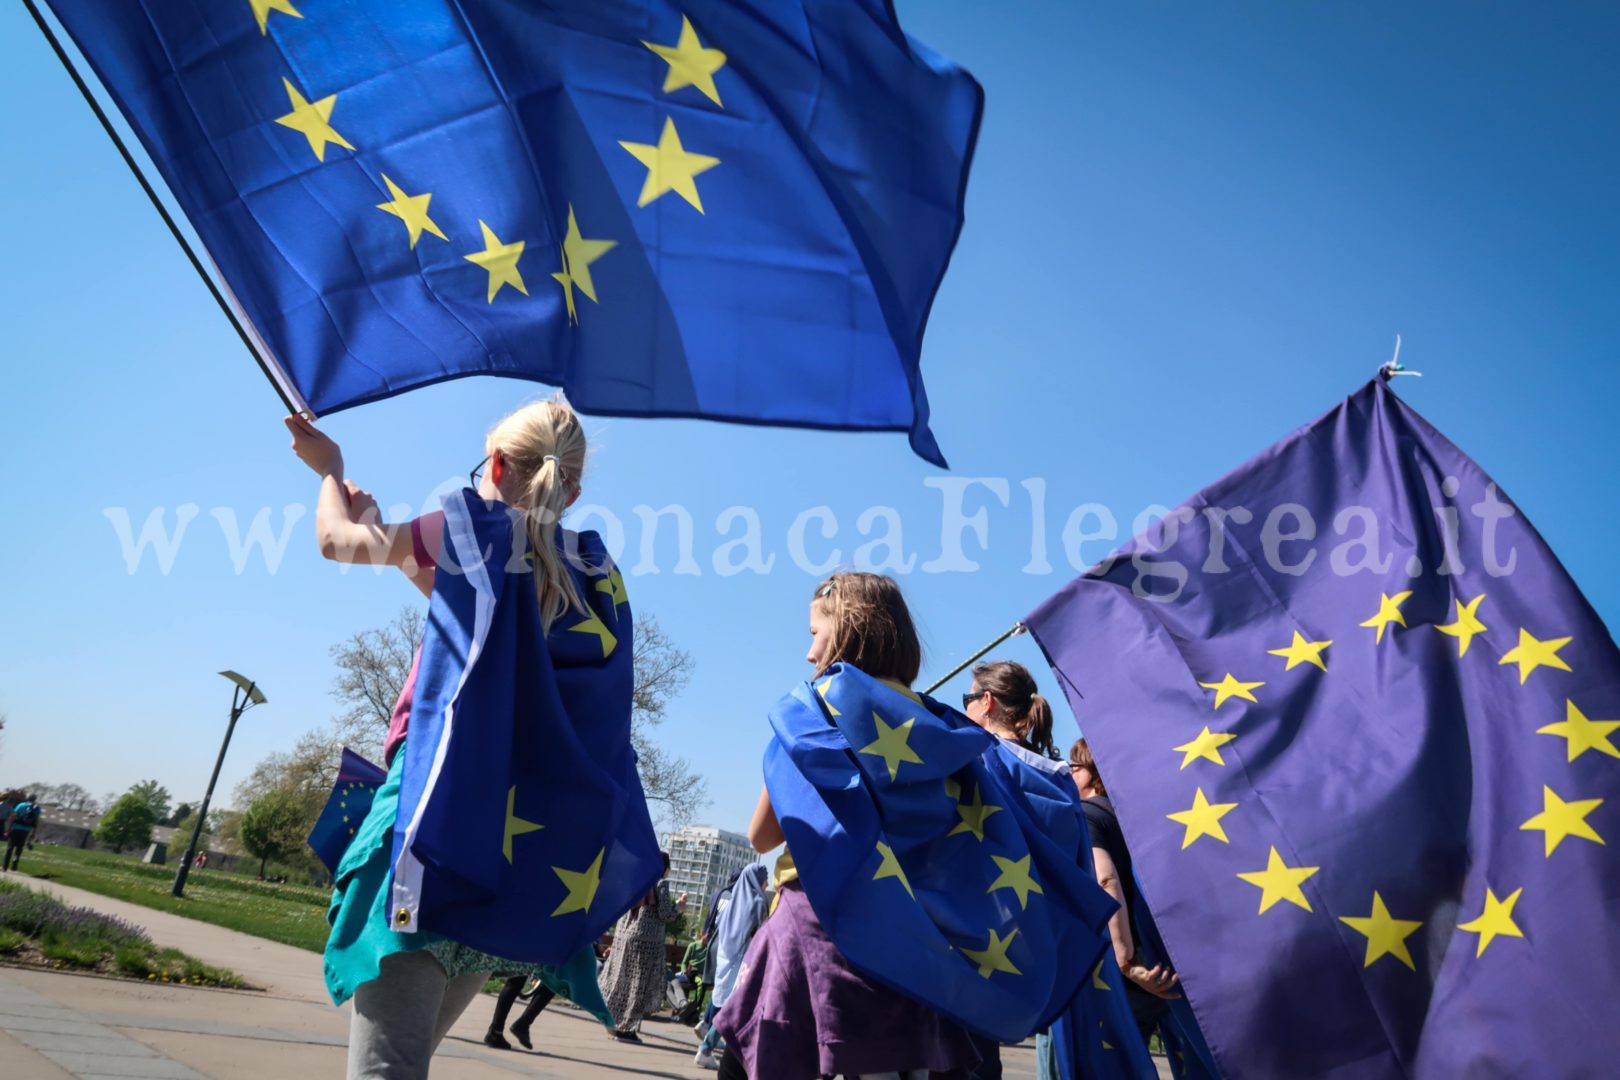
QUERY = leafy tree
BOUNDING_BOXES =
[169,811,209,857]
[167,802,196,829]
[238,789,310,877]
[124,780,172,824]
[95,795,157,854]
[233,728,343,815]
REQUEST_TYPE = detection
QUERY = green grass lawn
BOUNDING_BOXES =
[14,845,331,953]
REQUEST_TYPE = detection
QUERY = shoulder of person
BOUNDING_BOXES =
[1081,795,1117,828]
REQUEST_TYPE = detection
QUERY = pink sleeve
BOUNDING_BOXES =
[411,511,445,571]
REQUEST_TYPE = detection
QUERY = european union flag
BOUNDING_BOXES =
[767,666,1122,1045]
[1027,378,1620,1077]
[308,746,387,874]
[41,0,980,465]
[388,489,660,963]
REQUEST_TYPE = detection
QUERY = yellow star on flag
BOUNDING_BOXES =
[619,117,721,213]
[250,0,301,35]
[551,848,605,917]
[1537,700,1620,763]
[1173,726,1236,770]
[502,786,544,864]
[642,15,728,107]
[858,712,924,782]
[1166,788,1237,849]
[1091,959,1110,991]
[959,927,1022,979]
[815,679,841,717]
[987,853,1044,910]
[873,841,913,899]
[948,784,1004,843]
[1436,594,1488,657]
[1236,846,1319,914]
[274,77,354,162]
[567,608,618,658]
[1267,631,1332,672]
[375,175,447,249]
[943,775,961,802]
[594,567,629,618]
[463,221,528,303]
[1499,628,1574,685]
[1520,785,1604,856]
[1360,590,1413,644]
[1198,673,1264,710]
[550,204,617,324]
[1339,892,1423,970]
[1456,887,1525,957]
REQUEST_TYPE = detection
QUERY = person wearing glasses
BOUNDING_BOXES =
[959,660,1059,760]
[286,396,625,1080]
[1069,739,1181,1041]
[957,662,1066,1079]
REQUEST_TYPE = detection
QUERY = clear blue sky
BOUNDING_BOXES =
[1,2,1615,835]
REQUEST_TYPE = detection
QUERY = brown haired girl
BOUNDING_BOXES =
[712,572,979,1080]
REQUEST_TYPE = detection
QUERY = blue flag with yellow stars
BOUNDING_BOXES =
[308,747,387,875]
[766,665,1126,1046]
[387,489,659,963]
[41,0,980,466]
[1027,377,1620,1077]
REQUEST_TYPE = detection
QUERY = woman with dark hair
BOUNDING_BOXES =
[1070,739,1180,1042]
[598,852,687,1043]
[958,661,1064,1078]
[961,660,1057,759]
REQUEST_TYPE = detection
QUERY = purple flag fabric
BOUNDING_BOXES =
[1027,379,1619,1078]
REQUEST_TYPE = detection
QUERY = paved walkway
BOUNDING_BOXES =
[0,878,1045,1079]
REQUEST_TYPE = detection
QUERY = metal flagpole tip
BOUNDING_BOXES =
[218,670,267,705]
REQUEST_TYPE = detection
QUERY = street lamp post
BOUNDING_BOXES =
[172,671,266,898]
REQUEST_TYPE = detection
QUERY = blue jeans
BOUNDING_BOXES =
[698,1001,722,1054]
[1035,1030,1057,1080]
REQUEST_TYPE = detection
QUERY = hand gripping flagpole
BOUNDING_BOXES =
[23,0,300,415]
[923,623,1028,696]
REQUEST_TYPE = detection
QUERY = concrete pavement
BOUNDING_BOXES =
[0,878,1044,1079]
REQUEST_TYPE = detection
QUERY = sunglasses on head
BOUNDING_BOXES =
[961,690,995,710]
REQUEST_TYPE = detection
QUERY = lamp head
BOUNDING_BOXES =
[218,670,267,706]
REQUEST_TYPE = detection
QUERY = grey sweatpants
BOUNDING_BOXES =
[347,950,489,1080]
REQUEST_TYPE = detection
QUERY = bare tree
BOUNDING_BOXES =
[630,616,707,829]
[321,605,707,827]
[328,606,424,760]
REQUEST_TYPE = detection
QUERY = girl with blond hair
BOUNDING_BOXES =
[286,398,644,1079]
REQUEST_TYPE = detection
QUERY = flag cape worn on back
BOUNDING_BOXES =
[388,490,659,963]
[308,747,387,875]
[766,666,1120,1044]
[41,0,981,465]
[1027,379,1620,1077]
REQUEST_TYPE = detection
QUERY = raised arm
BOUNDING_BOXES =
[284,416,429,596]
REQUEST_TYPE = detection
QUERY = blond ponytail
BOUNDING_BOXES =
[485,397,588,634]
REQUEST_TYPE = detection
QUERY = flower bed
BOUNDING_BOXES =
[0,879,249,989]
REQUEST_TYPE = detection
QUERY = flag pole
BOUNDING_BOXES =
[923,623,1027,696]
[23,0,299,415]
